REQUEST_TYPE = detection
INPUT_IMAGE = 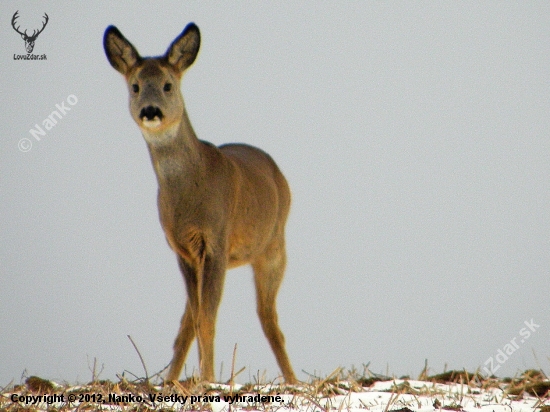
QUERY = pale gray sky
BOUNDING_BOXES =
[1,2,549,385]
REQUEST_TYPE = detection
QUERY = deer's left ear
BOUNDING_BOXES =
[104,25,141,75]
[165,23,200,73]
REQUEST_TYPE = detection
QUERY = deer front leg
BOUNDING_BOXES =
[166,301,195,382]
[176,251,226,382]
[195,253,226,382]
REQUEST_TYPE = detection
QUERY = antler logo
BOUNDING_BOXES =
[11,11,49,54]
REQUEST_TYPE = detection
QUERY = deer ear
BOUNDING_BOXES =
[104,26,141,75]
[165,23,200,73]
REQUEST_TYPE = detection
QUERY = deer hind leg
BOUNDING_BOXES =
[252,238,297,384]
[166,301,195,382]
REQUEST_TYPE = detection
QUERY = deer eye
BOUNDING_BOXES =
[163,83,172,92]
[132,84,139,93]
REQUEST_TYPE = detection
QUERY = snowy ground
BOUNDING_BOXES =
[1,372,549,411]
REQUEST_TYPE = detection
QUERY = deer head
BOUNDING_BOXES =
[12,11,49,54]
[104,24,200,140]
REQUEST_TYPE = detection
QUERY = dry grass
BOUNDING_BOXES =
[1,365,549,412]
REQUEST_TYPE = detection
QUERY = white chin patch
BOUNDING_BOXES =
[142,117,162,129]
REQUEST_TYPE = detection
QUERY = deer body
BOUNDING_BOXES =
[104,24,296,383]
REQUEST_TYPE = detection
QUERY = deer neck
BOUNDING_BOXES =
[142,108,205,194]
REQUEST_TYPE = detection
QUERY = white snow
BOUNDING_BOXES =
[2,378,548,411]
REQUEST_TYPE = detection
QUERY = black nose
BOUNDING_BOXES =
[140,106,163,120]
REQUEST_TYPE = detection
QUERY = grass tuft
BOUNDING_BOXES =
[1,367,549,411]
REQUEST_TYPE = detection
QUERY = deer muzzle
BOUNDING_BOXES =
[139,106,164,128]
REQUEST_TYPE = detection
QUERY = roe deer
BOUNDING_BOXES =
[103,23,297,383]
